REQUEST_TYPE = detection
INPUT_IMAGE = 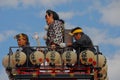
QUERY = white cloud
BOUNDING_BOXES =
[58,12,74,20]
[0,0,72,8]
[99,0,120,26]
[19,0,37,8]
[39,0,71,8]
[0,34,4,42]
[84,27,120,46]
[0,30,17,42]
[104,37,120,46]
[84,27,107,45]
[107,51,120,80]
[0,69,9,80]
[64,23,77,29]
[0,0,19,8]
[78,0,120,27]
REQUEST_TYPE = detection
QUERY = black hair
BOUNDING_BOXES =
[46,9,59,20]
[59,19,65,24]
[46,9,65,24]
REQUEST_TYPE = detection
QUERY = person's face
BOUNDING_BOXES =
[17,37,27,47]
[73,33,81,40]
[45,13,54,25]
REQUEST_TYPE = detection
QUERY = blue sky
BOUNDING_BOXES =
[0,0,120,80]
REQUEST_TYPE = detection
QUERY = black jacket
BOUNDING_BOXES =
[72,33,96,54]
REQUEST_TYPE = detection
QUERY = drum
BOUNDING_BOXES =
[46,51,61,65]
[62,51,77,65]
[93,54,107,68]
[12,51,26,66]
[79,50,95,65]
[30,51,44,65]
[2,54,15,68]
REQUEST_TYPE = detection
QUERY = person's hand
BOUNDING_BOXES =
[43,35,47,40]
[44,25,49,31]
[59,43,66,48]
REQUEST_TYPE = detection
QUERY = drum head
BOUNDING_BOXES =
[46,51,61,65]
[2,54,15,68]
[30,51,44,65]
[12,51,26,66]
[80,50,95,65]
[62,51,77,65]
[93,54,107,68]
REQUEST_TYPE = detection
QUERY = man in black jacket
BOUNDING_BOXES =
[68,27,96,73]
[69,27,96,54]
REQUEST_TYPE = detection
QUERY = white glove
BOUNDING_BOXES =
[59,43,66,48]
[43,35,47,40]
[44,25,49,31]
